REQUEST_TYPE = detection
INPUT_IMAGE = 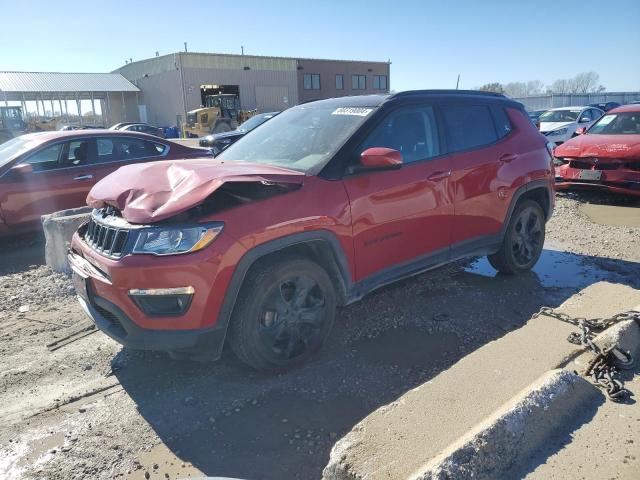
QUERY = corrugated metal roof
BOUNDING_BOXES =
[0,71,139,93]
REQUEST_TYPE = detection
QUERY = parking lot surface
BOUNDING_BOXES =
[1,191,639,480]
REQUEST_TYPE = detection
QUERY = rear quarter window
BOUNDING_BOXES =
[490,106,513,139]
[442,104,498,153]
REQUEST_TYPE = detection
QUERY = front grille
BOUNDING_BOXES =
[84,215,129,258]
[94,304,128,338]
[569,160,594,170]
[569,159,621,171]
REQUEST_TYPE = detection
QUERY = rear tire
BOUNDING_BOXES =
[488,199,545,275]
[227,255,337,372]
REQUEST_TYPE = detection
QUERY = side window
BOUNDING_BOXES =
[94,137,165,163]
[491,106,513,139]
[591,109,602,121]
[442,104,498,153]
[63,140,93,166]
[359,105,441,164]
[22,143,63,171]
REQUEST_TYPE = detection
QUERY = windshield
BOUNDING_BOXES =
[539,109,580,123]
[217,104,375,173]
[237,114,274,133]
[588,112,640,135]
[0,135,44,169]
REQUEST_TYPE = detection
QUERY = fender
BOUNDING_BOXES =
[502,179,554,230]
[211,230,353,353]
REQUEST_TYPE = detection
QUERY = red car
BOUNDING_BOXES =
[68,91,554,371]
[0,130,210,235]
[554,104,640,196]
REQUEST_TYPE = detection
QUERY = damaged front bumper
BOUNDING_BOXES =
[554,164,640,197]
[67,227,241,357]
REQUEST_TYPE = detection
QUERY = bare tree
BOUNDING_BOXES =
[478,83,505,94]
[550,79,570,94]
[504,82,527,97]
[548,72,603,94]
[526,80,544,95]
[572,72,600,93]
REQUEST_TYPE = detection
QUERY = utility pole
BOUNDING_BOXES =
[184,42,188,53]
[241,45,244,55]
[456,74,460,90]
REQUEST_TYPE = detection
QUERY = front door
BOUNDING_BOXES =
[342,104,454,281]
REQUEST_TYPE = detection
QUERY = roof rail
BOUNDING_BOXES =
[390,89,506,98]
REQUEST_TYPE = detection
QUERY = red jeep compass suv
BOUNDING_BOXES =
[69,91,554,371]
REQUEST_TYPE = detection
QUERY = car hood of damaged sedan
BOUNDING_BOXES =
[554,133,640,159]
[87,159,305,224]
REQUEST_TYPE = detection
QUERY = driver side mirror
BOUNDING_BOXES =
[579,117,591,123]
[575,127,587,135]
[10,163,34,176]
[360,147,403,170]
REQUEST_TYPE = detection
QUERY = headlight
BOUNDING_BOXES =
[549,127,568,136]
[553,157,568,166]
[133,224,223,256]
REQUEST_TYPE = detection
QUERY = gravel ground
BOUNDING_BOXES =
[0,191,639,480]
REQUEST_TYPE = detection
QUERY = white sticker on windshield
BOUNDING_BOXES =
[332,107,373,117]
[598,114,616,125]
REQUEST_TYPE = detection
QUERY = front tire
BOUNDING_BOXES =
[227,256,337,372]
[488,199,545,275]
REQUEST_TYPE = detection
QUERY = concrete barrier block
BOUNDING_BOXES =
[41,207,91,273]
[410,370,600,480]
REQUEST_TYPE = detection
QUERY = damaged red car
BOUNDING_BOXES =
[0,130,210,236]
[68,91,554,371]
[554,104,640,196]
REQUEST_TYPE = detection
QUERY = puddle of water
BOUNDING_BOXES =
[354,326,461,368]
[125,442,204,480]
[465,248,629,289]
[16,431,65,470]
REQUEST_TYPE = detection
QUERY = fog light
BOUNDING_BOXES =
[129,287,195,317]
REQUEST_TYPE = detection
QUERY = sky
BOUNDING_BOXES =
[1,0,639,92]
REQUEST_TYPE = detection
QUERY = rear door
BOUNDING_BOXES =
[342,103,454,281]
[443,103,515,249]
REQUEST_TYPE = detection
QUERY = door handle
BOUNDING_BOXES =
[499,153,518,164]
[73,174,93,181]
[427,170,451,181]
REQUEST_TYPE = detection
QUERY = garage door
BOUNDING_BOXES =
[255,86,290,112]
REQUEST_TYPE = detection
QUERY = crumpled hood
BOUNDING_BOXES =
[539,121,575,133]
[87,159,305,223]
[555,134,640,159]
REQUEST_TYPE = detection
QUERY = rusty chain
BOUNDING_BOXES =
[532,307,640,401]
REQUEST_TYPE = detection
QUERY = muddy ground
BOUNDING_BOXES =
[1,191,639,480]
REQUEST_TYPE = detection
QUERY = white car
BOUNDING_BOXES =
[539,106,604,145]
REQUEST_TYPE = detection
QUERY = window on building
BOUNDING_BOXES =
[336,74,344,90]
[442,105,498,152]
[352,75,366,90]
[373,75,388,90]
[303,74,321,90]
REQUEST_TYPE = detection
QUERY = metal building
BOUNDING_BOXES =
[115,52,390,127]
[0,71,140,127]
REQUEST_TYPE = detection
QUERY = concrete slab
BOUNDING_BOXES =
[323,283,640,480]
[579,203,640,228]
[413,370,601,480]
[41,207,91,273]
[523,322,640,480]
